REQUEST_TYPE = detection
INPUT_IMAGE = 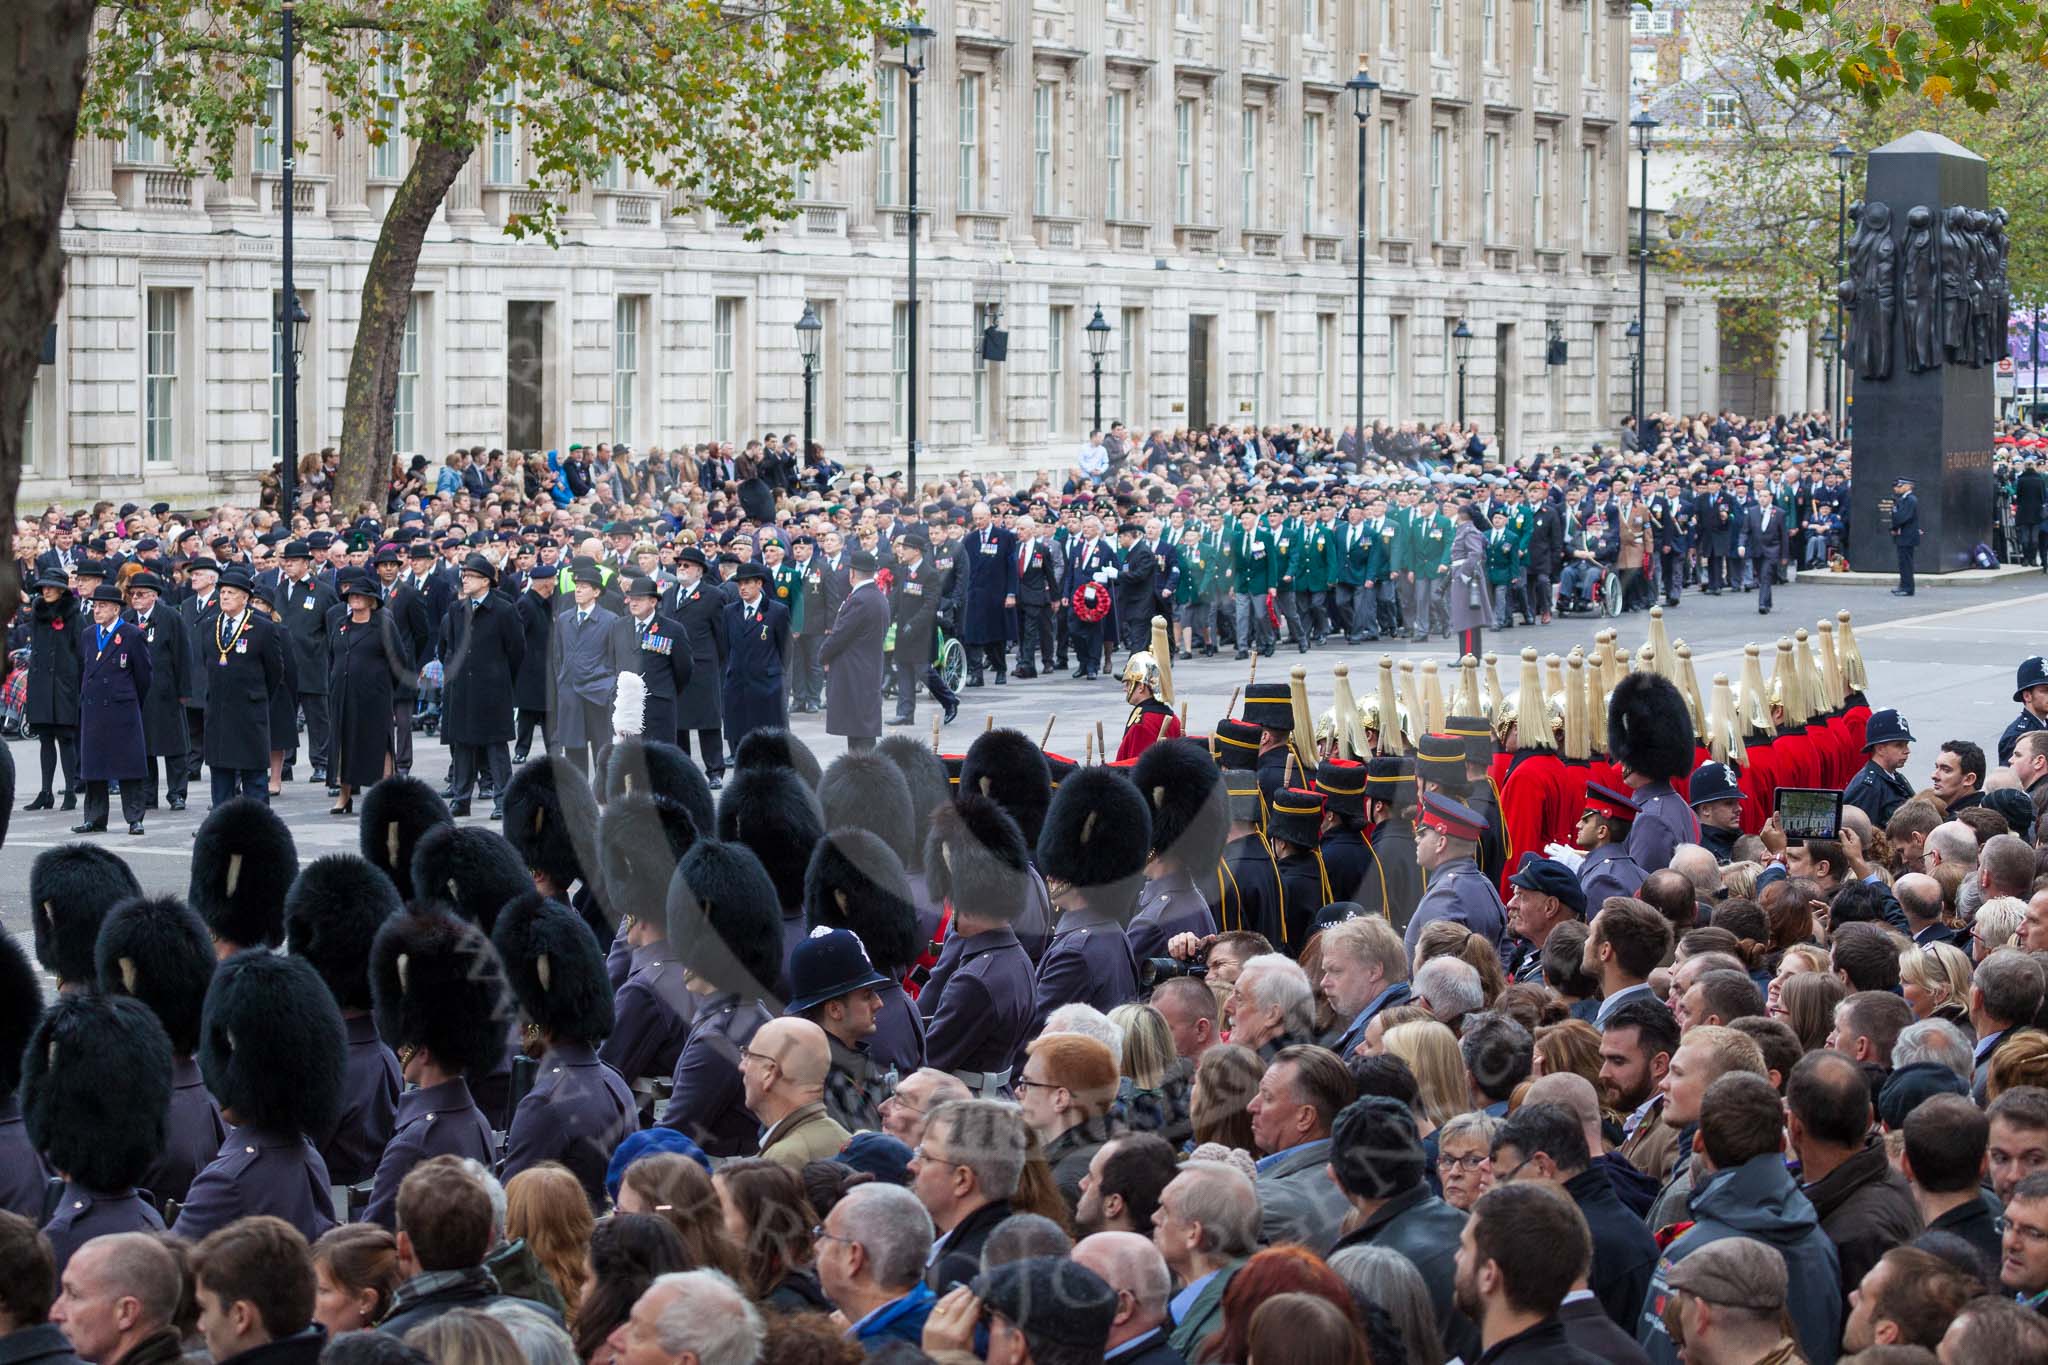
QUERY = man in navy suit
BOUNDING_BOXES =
[958,503,1019,688]
[76,584,154,834]
[1061,515,1120,680]
[1743,488,1790,615]
[551,563,639,774]
[819,550,889,751]
[720,562,790,753]
[1890,475,1921,596]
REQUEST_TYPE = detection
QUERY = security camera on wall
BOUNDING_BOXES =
[981,326,1009,362]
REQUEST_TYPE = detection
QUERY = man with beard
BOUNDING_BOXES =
[1073,1134,1178,1237]
[1451,1184,1605,1364]
[1599,998,1682,1184]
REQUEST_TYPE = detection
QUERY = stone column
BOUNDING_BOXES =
[71,137,117,206]
[926,27,959,243]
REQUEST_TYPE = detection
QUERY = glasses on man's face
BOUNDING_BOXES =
[1493,1155,1536,1184]
[911,1144,962,1169]
[812,1224,854,1245]
[1011,1077,1057,1094]
[737,1048,779,1069]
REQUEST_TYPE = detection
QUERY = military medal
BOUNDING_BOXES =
[216,610,247,665]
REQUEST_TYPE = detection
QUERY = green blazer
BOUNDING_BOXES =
[1168,1258,1244,1359]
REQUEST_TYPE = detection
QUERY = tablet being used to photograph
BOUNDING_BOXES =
[1775,787,1844,842]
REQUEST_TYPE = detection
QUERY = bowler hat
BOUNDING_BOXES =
[127,572,166,595]
[734,561,771,583]
[784,927,890,1014]
[86,584,124,605]
[847,549,879,575]
[623,575,661,599]
[216,566,255,593]
[282,540,312,560]
[458,553,497,583]
[572,564,606,589]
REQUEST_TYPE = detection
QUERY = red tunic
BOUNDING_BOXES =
[1116,700,1183,762]
[1499,751,1580,896]
[1774,731,1824,793]
[1843,702,1871,757]
[1739,737,1779,835]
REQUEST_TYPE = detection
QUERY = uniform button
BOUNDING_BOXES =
[246,1146,256,1154]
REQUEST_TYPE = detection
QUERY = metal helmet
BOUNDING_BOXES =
[1356,696,1413,750]
[1314,708,1341,756]
[1121,651,1164,696]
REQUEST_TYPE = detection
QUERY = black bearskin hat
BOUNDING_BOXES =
[923,796,1030,924]
[666,840,784,998]
[599,793,698,924]
[0,932,44,1100]
[360,775,452,901]
[503,756,602,895]
[370,905,513,1076]
[189,798,298,951]
[731,728,823,791]
[876,736,950,845]
[737,476,777,526]
[0,745,15,850]
[95,896,215,1055]
[805,830,918,974]
[1608,673,1697,784]
[717,765,826,912]
[24,993,172,1193]
[199,950,346,1138]
[604,736,715,834]
[491,892,615,1044]
[1036,766,1152,898]
[283,855,402,1013]
[31,844,143,986]
[1132,739,1231,870]
[411,824,531,935]
[818,753,917,867]
[958,729,1054,849]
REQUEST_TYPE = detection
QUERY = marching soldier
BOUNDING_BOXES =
[921,796,1039,1093]
[123,571,190,811]
[1403,792,1507,955]
[276,541,339,785]
[1265,787,1333,954]
[888,531,960,723]
[200,566,286,806]
[1207,730,1283,942]
[1031,768,1148,1033]
[1114,652,1182,761]
[1576,783,1648,910]
[1999,655,2048,766]
[1366,758,1422,929]
[1242,683,1300,811]
[74,584,152,836]
[1127,740,1225,961]
[1316,758,1383,910]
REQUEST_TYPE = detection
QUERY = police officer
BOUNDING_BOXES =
[786,927,894,1133]
[1575,783,1647,910]
[666,547,730,783]
[1890,475,1920,597]
[921,795,1039,1093]
[1687,761,1746,865]
[123,572,190,811]
[1127,740,1225,961]
[276,541,338,784]
[1999,656,2048,767]
[1844,708,1917,826]
[494,893,637,1208]
[621,576,692,751]
[1403,792,1506,955]
[1610,673,1699,875]
[1031,768,1148,1034]
[441,554,526,819]
[75,584,152,836]
[200,566,286,806]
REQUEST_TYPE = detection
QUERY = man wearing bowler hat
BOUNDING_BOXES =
[123,570,191,811]
[200,566,285,806]
[663,545,729,784]
[178,555,221,792]
[1503,854,1587,983]
[620,575,692,750]
[275,539,338,785]
[551,561,639,776]
[75,584,154,835]
[887,530,959,727]
[1999,655,2048,766]
[818,548,889,751]
[1844,707,1917,826]
[440,553,526,818]
[720,561,790,754]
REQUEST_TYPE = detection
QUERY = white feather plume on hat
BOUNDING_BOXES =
[612,669,647,738]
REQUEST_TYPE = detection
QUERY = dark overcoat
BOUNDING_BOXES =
[328,607,411,787]
[125,604,190,757]
[439,592,526,746]
[720,595,790,751]
[201,611,285,771]
[78,617,152,781]
[818,580,889,740]
[513,589,556,714]
[959,525,1019,645]
[664,580,728,731]
[26,593,82,728]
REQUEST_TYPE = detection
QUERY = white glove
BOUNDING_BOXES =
[1102,565,1120,580]
[1543,843,1586,872]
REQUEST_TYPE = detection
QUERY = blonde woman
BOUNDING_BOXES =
[1766,943,1832,1018]
[1433,1112,1503,1212]
[1721,860,1764,901]
[1109,1002,1187,1141]
[1380,1020,1468,1129]
[1899,941,1975,1030]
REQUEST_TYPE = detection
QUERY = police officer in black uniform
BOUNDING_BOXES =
[1999,656,2048,767]
[1687,761,1746,865]
[1844,708,1917,826]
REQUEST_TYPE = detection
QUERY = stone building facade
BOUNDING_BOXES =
[29,0,1701,504]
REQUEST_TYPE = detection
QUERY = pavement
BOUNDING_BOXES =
[3,566,2044,945]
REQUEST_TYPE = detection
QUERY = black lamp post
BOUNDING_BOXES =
[1819,324,1838,427]
[1451,318,1472,427]
[891,22,934,497]
[1624,318,1642,429]
[795,301,822,472]
[1630,107,1658,433]
[1830,138,1854,443]
[1345,58,1380,453]
[1085,305,1112,432]
[280,0,300,520]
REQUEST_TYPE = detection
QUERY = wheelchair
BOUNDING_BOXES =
[934,626,967,694]
[1554,564,1623,618]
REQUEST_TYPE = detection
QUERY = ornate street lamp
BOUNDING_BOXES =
[1085,306,1112,432]
[1345,57,1380,453]
[795,301,822,471]
[1451,318,1472,428]
[1631,106,1659,433]
[890,21,936,492]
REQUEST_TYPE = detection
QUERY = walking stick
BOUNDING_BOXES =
[1040,714,1058,748]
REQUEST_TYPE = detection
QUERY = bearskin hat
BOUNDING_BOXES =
[1132,739,1231,870]
[958,729,1054,849]
[717,765,826,912]
[94,896,215,1055]
[189,798,298,951]
[411,824,531,935]
[666,840,785,997]
[876,736,950,843]
[24,993,172,1193]
[805,830,918,974]
[923,795,1030,924]
[503,756,602,895]
[370,905,513,1077]
[31,844,143,986]
[737,476,777,526]
[599,793,698,923]
[604,736,715,833]
[1608,672,1697,784]
[0,932,44,1100]
[283,855,402,1013]
[199,950,346,1138]
[731,728,822,791]
[360,775,453,900]
[0,745,15,850]
[1036,766,1152,897]
[818,753,917,867]
[491,892,616,1044]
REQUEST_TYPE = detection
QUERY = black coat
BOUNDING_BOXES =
[26,593,82,728]
[201,612,286,772]
[663,580,728,730]
[78,619,152,782]
[124,605,190,757]
[819,580,889,740]
[329,609,411,787]
[276,576,339,695]
[720,596,789,750]
[890,556,943,659]
[438,593,526,745]
[513,589,557,713]
[179,591,218,708]
[2019,468,2047,525]
[384,581,432,700]
[1744,504,1790,561]
[627,610,693,742]
[1115,538,1157,625]
[959,526,1019,644]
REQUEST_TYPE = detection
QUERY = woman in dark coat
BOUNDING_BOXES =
[327,571,412,815]
[250,584,300,795]
[1447,502,1494,661]
[25,573,82,810]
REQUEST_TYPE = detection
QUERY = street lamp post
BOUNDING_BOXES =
[892,22,934,497]
[795,302,822,473]
[1819,325,1838,427]
[1085,306,1112,432]
[1830,139,1854,444]
[1451,318,1472,428]
[1346,58,1380,455]
[280,0,300,521]
[1630,107,1658,434]
[1624,319,1642,430]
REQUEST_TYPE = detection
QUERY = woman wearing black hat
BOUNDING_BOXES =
[327,571,413,815]
[24,572,82,811]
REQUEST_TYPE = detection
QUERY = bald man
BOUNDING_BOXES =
[741,1017,851,1169]
[1073,1232,1179,1365]
[51,1233,185,1365]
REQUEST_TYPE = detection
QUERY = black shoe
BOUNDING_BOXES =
[888,713,916,726]
[23,794,51,812]
[1889,588,1909,596]
[1177,650,1194,661]
[60,795,76,812]
[512,750,530,765]
[128,823,145,836]
[1085,671,1100,681]
[326,785,341,797]
[1013,669,1037,679]
[438,786,458,799]
[1073,668,1091,679]
[329,800,355,816]
[449,800,472,816]
[310,767,327,784]
[168,797,187,811]
[707,774,724,790]
[281,767,294,783]
[966,676,985,688]
[489,806,504,822]
[993,674,1006,686]
[942,699,960,724]
[69,822,106,834]
[1235,651,1249,660]
[1759,607,1771,615]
